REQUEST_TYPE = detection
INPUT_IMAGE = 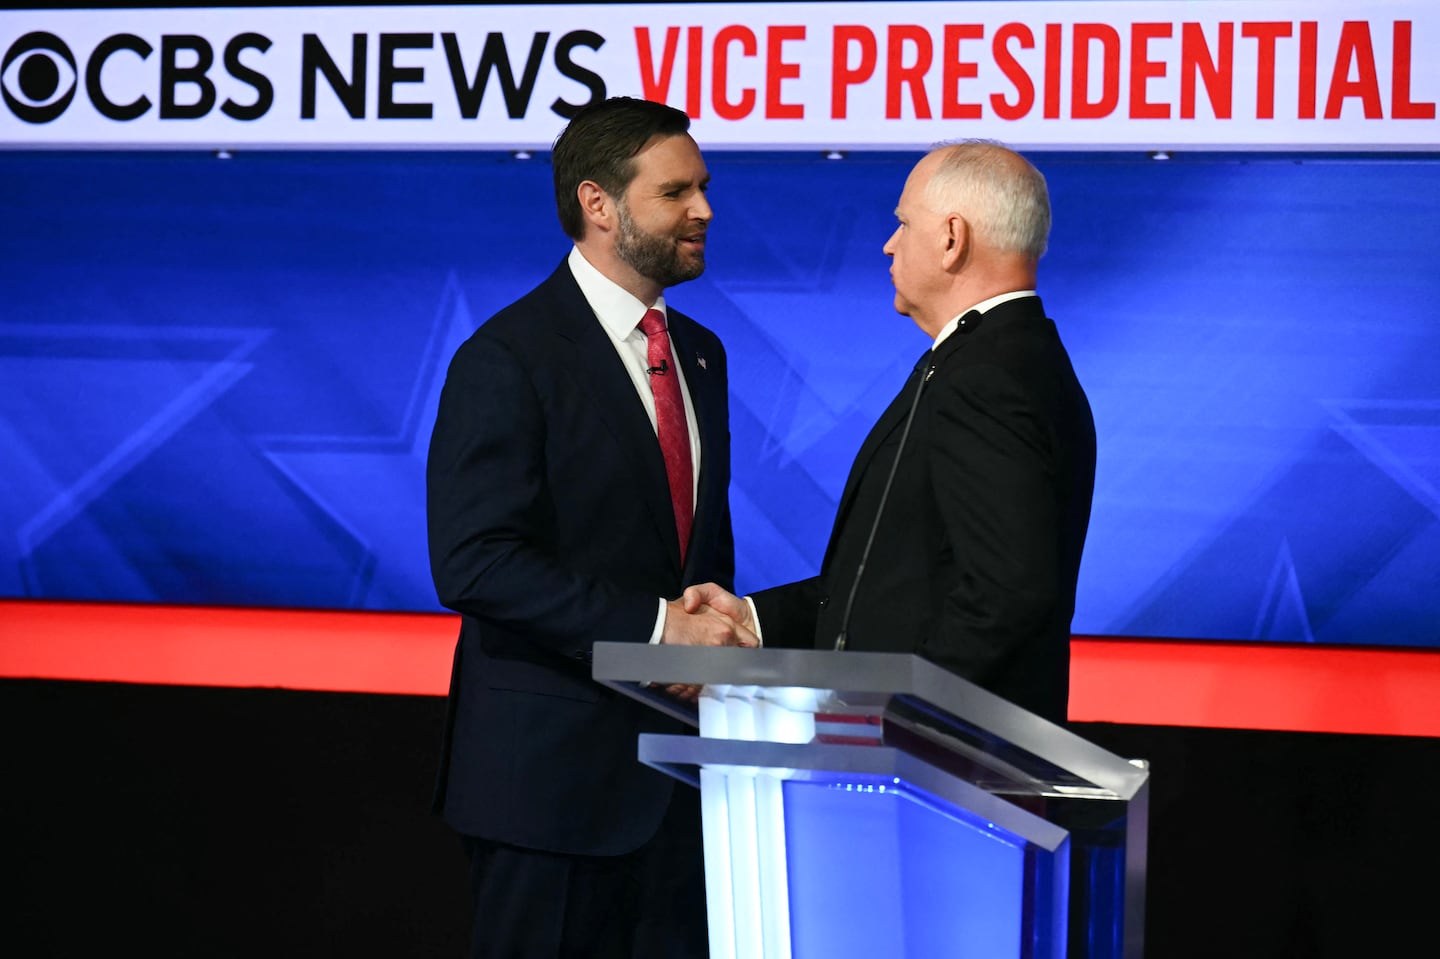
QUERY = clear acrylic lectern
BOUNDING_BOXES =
[593,643,1147,959]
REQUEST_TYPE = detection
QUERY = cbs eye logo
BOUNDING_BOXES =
[2,32,78,123]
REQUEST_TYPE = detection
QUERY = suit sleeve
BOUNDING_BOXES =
[749,576,823,650]
[924,362,1062,680]
[426,333,658,658]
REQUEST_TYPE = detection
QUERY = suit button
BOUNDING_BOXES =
[818,596,829,609]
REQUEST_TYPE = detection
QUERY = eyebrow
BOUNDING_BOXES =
[656,175,710,192]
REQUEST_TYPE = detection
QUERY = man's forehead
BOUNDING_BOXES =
[895,177,925,211]
[631,136,707,182]
[633,133,695,162]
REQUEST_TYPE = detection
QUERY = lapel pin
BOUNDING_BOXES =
[696,353,707,370]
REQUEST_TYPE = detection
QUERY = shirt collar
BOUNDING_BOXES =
[568,246,666,340]
[931,290,1037,350]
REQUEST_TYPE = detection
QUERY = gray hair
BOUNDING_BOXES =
[923,140,1050,259]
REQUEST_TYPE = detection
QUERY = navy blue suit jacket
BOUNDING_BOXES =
[426,260,733,855]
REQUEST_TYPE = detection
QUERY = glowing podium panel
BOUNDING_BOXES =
[593,644,1148,959]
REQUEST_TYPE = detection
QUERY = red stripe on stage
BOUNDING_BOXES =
[0,599,456,697]
[2,599,1438,736]
[1067,636,1440,737]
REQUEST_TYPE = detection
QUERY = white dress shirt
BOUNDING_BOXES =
[567,247,702,643]
[932,290,1038,350]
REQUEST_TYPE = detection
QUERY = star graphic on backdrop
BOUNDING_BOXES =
[1252,537,1317,643]
[0,324,268,596]
[259,274,473,610]
[714,204,911,471]
[1325,399,1440,520]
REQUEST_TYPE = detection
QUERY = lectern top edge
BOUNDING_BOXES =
[592,642,1148,799]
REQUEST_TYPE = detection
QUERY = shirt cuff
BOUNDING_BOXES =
[648,597,666,644]
[744,595,764,647]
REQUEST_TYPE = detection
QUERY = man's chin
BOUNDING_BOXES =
[670,255,706,285]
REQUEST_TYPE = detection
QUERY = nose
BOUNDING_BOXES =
[883,227,899,256]
[692,191,713,223]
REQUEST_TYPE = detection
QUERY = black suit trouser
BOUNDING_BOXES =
[461,788,707,958]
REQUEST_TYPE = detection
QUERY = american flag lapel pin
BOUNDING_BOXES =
[696,352,707,370]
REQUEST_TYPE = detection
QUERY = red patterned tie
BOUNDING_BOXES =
[640,308,694,562]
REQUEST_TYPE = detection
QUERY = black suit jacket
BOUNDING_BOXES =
[751,296,1094,723]
[426,259,733,855]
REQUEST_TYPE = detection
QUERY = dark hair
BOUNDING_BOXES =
[551,97,693,240]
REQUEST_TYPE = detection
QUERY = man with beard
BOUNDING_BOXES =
[427,97,752,958]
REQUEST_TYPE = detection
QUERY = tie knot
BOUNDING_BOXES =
[639,309,667,338]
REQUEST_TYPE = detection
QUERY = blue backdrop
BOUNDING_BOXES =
[2,149,1437,646]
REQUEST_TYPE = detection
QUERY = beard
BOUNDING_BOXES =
[615,201,705,289]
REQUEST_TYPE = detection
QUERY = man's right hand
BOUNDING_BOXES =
[661,597,759,647]
[681,582,754,634]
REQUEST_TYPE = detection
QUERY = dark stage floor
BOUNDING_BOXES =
[5,679,1435,958]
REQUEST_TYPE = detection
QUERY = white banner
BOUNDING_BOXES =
[1,2,1436,150]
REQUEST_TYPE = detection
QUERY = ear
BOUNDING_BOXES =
[940,213,969,271]
[577,180,613,234]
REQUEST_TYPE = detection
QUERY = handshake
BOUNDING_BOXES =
[662,582,759,648]
[658,583,761,703]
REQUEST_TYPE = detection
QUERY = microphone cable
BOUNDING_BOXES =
[835,357,934,651]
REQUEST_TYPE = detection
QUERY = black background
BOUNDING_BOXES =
[5,677,1437,958]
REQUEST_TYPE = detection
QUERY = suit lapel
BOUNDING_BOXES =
[541,265,682,571]
[667,316,718,581]
[822,303,1002,572]
[822,353,929,569]
[820,299,1043,569]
